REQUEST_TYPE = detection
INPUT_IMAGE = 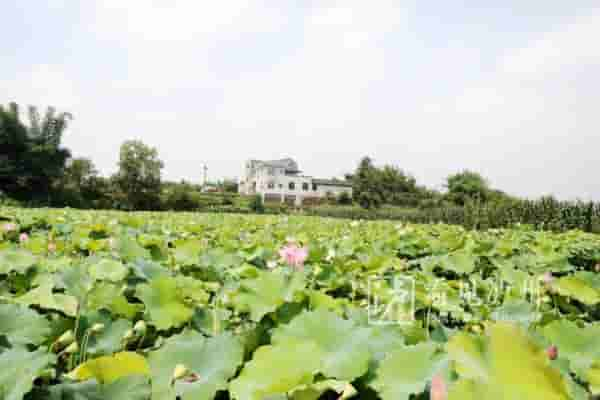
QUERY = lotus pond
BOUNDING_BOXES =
[1,207,600,399]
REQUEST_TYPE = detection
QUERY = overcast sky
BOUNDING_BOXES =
[2,1,599,199]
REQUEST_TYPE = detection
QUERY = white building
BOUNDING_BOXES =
[238,158,352,206]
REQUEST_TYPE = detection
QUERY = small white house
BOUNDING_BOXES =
[238,158,352,206]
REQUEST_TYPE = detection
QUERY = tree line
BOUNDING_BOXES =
[2,102,600,232]
[1,103,238,211]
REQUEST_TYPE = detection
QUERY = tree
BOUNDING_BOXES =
[445,170,490,205]
[63,158,98,189]
[0,103,72,201]
[115,140,164,210]
[249,194,265,213]
[352,157,383,209]
[337,191,353,205]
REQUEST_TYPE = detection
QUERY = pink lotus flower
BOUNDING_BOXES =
[279,244,308,269]
[430,374,447,400]
[547,345,558,360]
[541,272,554,284]
[48,242,57,252]
[2,223,16,232]
[19,233,29,242]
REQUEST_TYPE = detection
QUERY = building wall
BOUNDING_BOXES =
[238,160,352,205]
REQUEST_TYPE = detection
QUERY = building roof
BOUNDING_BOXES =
[313,178,353,188]
[250,158,301,173]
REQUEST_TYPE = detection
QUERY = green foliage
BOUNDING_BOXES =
[114,140,164,210]
[1,207,600,399]
[445,170,490,205]
[0,103,72,202]
[249,194,265,213]
[135,276,194,330]
[336,190,353,205]
[0,304,51,346]
[0,347,56,400]
[148,331,243,400]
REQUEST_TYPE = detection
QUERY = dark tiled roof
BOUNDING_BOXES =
[313,178,353,188]
[250,158,300,172]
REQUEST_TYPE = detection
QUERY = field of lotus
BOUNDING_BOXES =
[1,207,600,399]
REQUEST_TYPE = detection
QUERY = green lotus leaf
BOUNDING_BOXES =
[229,340,321,400]
[0,303,51,346]
[116,236,150,262]
[87,282,142,319]
[447,379,482,400]
[173,240,203,266]
[130,259,169,281]
[448,322,571,400]
[135,276,194,330]
[272,309,371,381]
[89,259,128,282]
[148,330,243,400]
[59,264,94,303]
[0,347,56,400]
[369,341,445,400]
[541,319,600,374]
[0,248,37,274]
[586,363,600,395]
[490,299,537,327]
[175,275,210,305]
[447,332,488,380]
[289,379,356,400]
[231,270,306,321]
[85,315,132,357]
[67,352,150,384]
[550,274,600,305]
[442,251,477,274]
[16,275,78,316]
[47,375,151,400]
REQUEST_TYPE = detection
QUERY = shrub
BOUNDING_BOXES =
[249,194,265,214]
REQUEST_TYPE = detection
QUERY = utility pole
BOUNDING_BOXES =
[203,164,208,188]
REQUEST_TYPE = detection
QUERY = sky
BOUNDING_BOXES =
[2,1,600,200]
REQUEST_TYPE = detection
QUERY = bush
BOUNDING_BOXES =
[336,191,353,205]
[249,194,265,214]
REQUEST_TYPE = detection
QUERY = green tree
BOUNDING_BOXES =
[0,103,72,201]
[249,194,265,213]
[445,170,490,205]
[352,157,383,209]
[115,140,164,210]
[63,158,98,189]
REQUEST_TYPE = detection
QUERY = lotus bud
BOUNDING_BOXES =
[63,342,79,354]
[172,364,189,382]
[123,329,135,341]
[595,263,600,273]
[339,383,357,399]
[471,324,483,334]
[430,374,448,400]
[133,320,147,336]
[547,345,558,360]
[56,330,75,347]
[541,295,552,304]
[90,323,105,334]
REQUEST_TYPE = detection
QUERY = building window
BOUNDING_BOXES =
[267,182,274,189]
[278,183,283,189]
[289,182,295,190]
[312,183,318,191]
[302,182,309,191]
